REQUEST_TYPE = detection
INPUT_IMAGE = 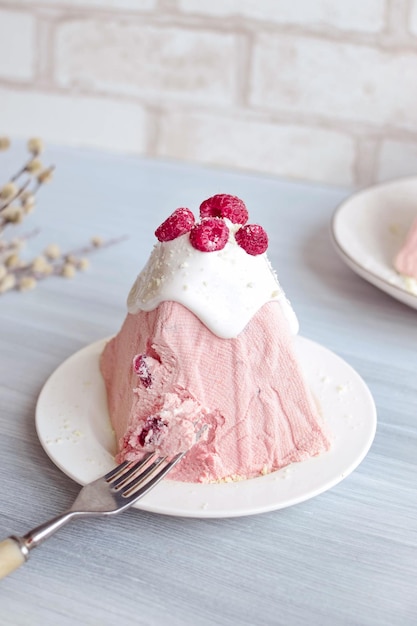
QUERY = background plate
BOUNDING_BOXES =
[36,337,377,518]
[331,176,417,309]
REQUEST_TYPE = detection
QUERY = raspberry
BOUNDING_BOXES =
[138,416,167,447]
[189,218,229,252]
[155,208,195,242]
[235,224,268,256]
[199,194,248,225]
[132,354,152,388]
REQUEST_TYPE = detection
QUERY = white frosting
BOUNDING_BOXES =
[127,221,299,339]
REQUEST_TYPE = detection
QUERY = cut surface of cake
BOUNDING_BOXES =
[100,195,331,483]
[394,217,417,280]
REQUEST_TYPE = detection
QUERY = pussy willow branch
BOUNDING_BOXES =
[7,235,129,280]
[0,179,30,214]
[63,234,129,259]
[0,228,40,252]
[10,157,36,183]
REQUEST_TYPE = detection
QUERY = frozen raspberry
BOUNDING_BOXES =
[235,224,268,256]
[132,354,152,388]
[189,217,229,252]
[155,208,195,242]
[199,194,248,225]
[138,416,167,447]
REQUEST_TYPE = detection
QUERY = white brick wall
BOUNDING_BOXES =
[55,20,238,105]
[0,9,35,81]
[377,140,417,182]
[178,0,386,34]
[409,0,417,35]
[0,87,148,153]
[158,112,355,186]
[0,0,417,188]
[11,0,156,9]
[250,34,417,131]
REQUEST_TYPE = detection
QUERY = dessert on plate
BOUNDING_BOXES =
[100,194,331,483]
[394,216,417,280]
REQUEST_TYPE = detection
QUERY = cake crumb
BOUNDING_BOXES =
[337,384,347,394]
[389,223,401,236]
[404,276,417,295]
[212,473,246,483]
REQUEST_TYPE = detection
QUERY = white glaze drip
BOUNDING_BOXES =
[127,222,299,339]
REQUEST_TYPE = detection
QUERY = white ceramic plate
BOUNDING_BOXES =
[331,176,417,310]
[36,337,376,518]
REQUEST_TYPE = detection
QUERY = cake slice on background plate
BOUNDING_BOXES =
[100,194,331,483]
[394,216,417,281]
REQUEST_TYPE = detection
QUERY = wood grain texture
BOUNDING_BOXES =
[0,142,416,625]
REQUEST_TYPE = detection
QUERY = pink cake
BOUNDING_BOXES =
[100,195,331,483]
[394,217,417,280]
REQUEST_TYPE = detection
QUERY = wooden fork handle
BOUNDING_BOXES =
[0,537,27,579]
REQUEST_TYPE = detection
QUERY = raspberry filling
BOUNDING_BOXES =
[138,415,167,447]
[132,354,152,388]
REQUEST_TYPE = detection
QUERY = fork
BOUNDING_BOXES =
[0,450,185,579]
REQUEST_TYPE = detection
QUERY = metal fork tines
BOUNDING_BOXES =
[0,450,185,579]
[99,452,184,507]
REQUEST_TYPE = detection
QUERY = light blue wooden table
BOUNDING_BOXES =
[0,142,416,625]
